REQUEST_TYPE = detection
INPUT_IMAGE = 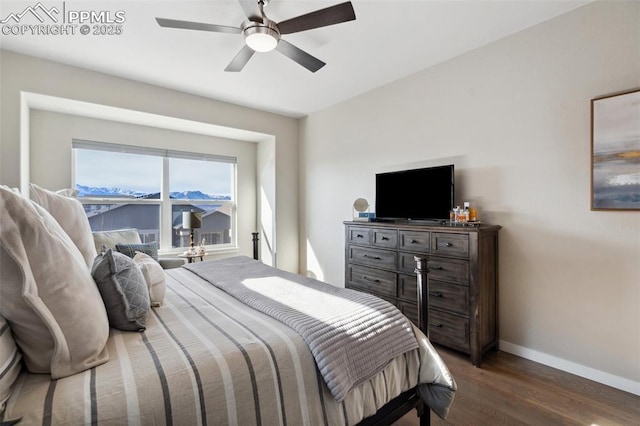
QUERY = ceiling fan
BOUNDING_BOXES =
[155,0,356,73]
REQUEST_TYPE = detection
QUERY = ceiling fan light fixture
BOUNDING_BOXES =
[243,22,280,52]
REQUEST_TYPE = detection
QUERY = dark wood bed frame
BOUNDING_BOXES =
[252,233,432,426]
[358,386,429,426]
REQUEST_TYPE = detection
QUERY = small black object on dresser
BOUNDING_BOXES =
[344,220,501,367]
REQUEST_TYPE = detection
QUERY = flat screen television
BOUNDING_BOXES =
[375,164,454,221]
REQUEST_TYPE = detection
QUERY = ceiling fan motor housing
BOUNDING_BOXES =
[242,18,280,52]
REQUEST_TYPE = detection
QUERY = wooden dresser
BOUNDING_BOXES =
[344,220,501,366]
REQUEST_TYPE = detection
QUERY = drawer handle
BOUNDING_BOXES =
[363,254,381,260]
[362,276,380,283]
[381,236,389,241]
[411,239,418,244]
[445,242,453,247]
[429,323,443,328]
[432,266,444,270]
[429,292,443,298]
[356,234,364,238]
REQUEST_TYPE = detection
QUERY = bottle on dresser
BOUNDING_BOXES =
[463,201,478,222]
[462,202,470,222]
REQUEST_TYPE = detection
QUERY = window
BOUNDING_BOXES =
[73,140,236,252]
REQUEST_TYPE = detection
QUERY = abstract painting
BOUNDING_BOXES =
[591,89,640,210]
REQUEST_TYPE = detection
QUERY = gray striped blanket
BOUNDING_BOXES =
[185,256,420,402]
[4,259,455,425]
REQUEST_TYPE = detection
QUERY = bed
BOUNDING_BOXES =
[0,185,455,425]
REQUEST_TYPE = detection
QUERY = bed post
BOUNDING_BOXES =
[414,256,429,337]
[414,256,432,426]
[420,413,431,425]
[419,404,431,426]
[252,232,259,260]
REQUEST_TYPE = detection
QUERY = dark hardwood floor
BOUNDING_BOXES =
[395,345,640,426]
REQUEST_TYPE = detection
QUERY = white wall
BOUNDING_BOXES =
[0,51,299,272]
[257,137,277,265]
[300,1,640,393]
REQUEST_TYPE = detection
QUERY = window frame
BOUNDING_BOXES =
[72,139,238,255]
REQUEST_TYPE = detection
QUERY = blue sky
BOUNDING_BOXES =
[76,150,233,196]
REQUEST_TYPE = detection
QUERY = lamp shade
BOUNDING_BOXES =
[243,21,280,52]
[182,211,202,229]
[245,32,278,52]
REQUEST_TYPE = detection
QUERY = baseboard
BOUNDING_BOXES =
[499,340,640,396]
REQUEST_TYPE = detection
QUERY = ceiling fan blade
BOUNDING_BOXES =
[238,0,263,23]
[275,40,325,73]
[225,45,256,72]
[155,18,241,34]
[277,1,355,35]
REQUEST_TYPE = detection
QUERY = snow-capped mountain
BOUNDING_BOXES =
[76,185,230,200]
[76,185,145,198]
[169,190,230,200]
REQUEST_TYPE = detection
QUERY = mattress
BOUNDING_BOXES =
[3,265,454,425]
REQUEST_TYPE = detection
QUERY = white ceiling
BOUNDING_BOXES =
[1,0,589,118]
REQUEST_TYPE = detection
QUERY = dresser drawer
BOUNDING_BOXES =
[428,280,469,316]
[428,257,469,285]
[347,264,396,297]
[428,310,469,353]
[347,226,371,245]
[398,273,418,301]
[399,230,430,253]
[398,301,419,326]
[431,233,469,257]
[348,246,396,270]
[372,228,398,249]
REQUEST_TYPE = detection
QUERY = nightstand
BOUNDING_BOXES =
[178,253,206,263]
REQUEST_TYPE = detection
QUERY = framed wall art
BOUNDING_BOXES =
[591,88,640,211]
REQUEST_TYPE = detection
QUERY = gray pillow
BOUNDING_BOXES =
[92,249,150,332]
[115,242,158,261]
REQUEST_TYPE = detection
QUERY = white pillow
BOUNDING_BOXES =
[134,252,166,307]
[55,188,79,197]
[29,183,97,268]
[92,228,142,254]
[0,186,110,378]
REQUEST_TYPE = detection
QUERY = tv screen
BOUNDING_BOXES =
[375,165,454,221]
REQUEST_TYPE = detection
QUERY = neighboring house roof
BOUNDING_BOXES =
[83,197,230,229]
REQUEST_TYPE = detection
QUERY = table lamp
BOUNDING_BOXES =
[182,211,202,254]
